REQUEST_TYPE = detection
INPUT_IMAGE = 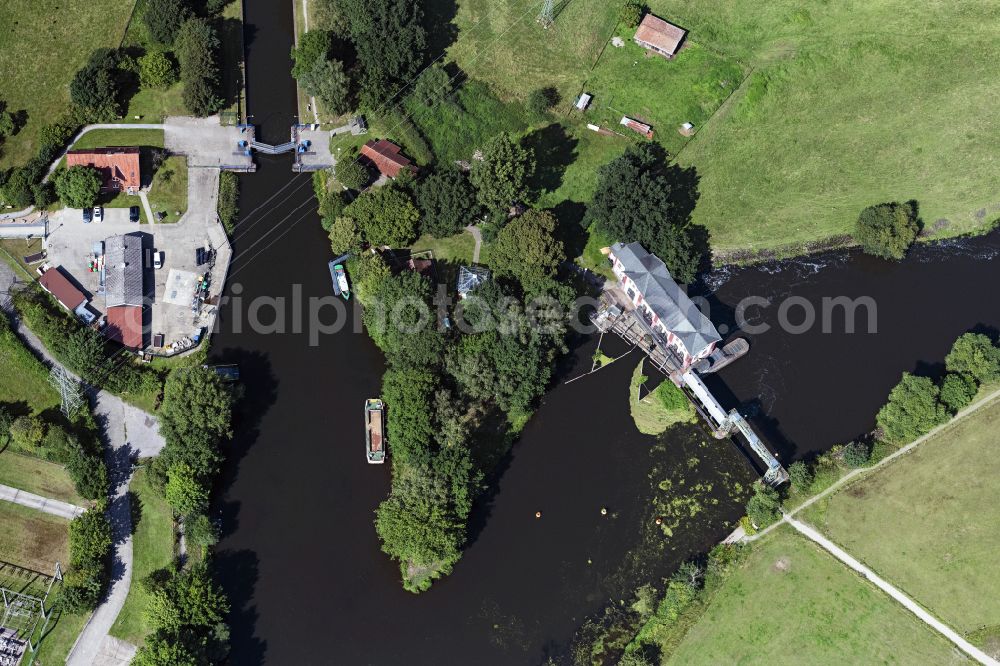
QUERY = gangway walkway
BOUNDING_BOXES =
[250,140,296,154]
[682,370,789,485]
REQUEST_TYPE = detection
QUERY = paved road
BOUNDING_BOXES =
[465,224,483,264]
[785,515,998,665]
[0,484,86,519]
[0,261,164,665]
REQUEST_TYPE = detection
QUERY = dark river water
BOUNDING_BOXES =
[210,1,1000,663]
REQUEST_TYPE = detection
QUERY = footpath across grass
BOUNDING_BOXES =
[110,467,175,645]
[804,395,1000,641]
[665,526,964,664]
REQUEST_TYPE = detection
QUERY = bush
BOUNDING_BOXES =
[410,63,452,107]
[620,0,645,27]
[63,507,113,612]
[939,372,977,413]
[841,440,871,468]
[165,463,210,516]
[184,512,219,548]
[8,415,45,452]
[139,51,178,89]
[32,181,55,208]
[787,460,813,490]
[55,166,102,209]
[526,86,559,115]
[855,201,919,260]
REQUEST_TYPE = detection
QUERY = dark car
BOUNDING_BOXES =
[82,207,93,223]
[129,206,140,223]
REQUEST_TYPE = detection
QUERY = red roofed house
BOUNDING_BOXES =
[38,266,86,313]
[65,147,141,195]
[360,140,418,179]
[633,14,687,59]
[105,306,144,349]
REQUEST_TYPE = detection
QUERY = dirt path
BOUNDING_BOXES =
[465,224,483,264]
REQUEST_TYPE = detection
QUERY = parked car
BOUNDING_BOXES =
[82,207,93,223]
[129,206,140,223]
[153,251,164,270]
[93,206,103,222]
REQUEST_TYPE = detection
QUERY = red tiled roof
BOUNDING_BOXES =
[66,148,141,192]
[39,267,86,312]
[360,140,418,179]
[105,305,143,349]
[634,14,687,56]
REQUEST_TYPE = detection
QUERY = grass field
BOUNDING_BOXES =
[0,239,43,279]
[69,128,165,151]
[583,38,745,155]
[146,155,188,223]
[34,604,89,664]
[0,319,59,413]
[449,0,620,105]
[666,526,965,664]
[647,0,1000,252]
[110,468,175,645]
[0,0,135,169]
[0,502,69,573]
[804,395,1000,641]
[0,453,83,506]
[409,230,476,265]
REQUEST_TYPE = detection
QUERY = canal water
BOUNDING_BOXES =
[211,1,1000,662]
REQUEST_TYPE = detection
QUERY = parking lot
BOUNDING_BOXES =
[44,169,230,352]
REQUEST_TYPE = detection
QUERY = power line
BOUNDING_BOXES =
[49,366,84,418]
[538,0,554,28]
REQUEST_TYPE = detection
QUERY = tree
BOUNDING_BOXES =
[489,209,564,292]
[876,373,948,443]
[9,415,45,452]
[334,0,427,107]
[69,49,122,120]
[745,481,780,527]
[364,272,445,368]
[55,166,102,208]
[620,0,644,27]
[940,372,977,413]
[165,463,210,515]
[133,634,201,666]
[410,62,452,107]
[586,142,702,283]
[855,201,919,260]
[348,252,392,306]
[787,460,813,490]
[469,132,535,215]
[290,30,332,79]
[841,441,871,468]
[300,58,351,116]
[380,367,438,464]
[144,563,229,632]
[144,0,191,45]
[0,105,15,138]
[945,332,1000,384]
[139,51,178,89]
[334,158,371,191]
[526,86,559,115]
[70,508,112,567]
[176,18,222,117]
[32,181,55,208]
[414,169,479,238]
[344,185,420,247]
[3,167,36,208]
[328,216,362,255]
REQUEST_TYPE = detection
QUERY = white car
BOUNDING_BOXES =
[93,206,104,222]
[153,251,163,270]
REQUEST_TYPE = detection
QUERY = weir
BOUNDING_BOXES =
[681,370,789,485]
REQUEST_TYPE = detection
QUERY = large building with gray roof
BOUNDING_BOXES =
[609,241,720,367]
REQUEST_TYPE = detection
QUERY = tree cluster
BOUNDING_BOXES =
[62,507,113,612]
[69,49,128,121]
[176,17,224,117]
[292,31,351,116]
[132,562,231,665]
[586,143,702,283]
